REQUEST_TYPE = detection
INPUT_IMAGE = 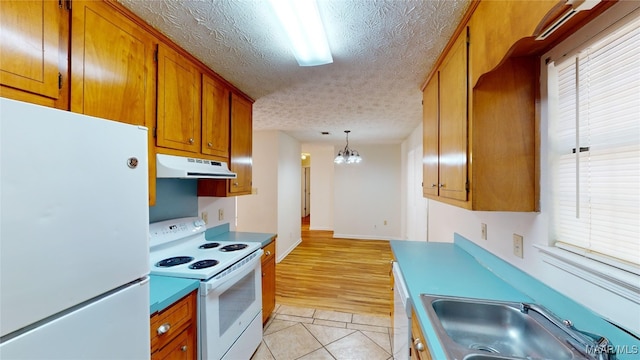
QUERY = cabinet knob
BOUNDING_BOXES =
[157,323,171,335]
[207,142,213,147]
[438,183,445,188]
[414,338,425,352]
[233,182,238,186]
[188,138,194,144]
[265,250,271,256]
[431,183,437,188]
[181,345,187,352]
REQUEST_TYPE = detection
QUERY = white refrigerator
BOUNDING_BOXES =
[0,98,150,359]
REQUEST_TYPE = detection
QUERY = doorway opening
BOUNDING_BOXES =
[301,153,311,227]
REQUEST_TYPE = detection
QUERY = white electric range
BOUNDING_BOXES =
[149,217,263,360]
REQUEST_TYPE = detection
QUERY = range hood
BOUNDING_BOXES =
[156,154,237,179]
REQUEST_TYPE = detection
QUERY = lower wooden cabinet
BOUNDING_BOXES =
[261,238,276,323]
[410,308,433,360]
[152,325,196,360]
[151,291,197,360]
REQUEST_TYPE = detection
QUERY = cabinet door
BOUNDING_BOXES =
[410,309,432,360]
[70,1,158,205]
[70,0,156,127]
[0,0,62,99]
[261,259,276,324]
[201,74,230,159]
[151,325,196,360]
[261,239,276,323]
[438,30,468,202]
[422,76,439,197]
[157,43,201,153]
[229,93,252,194]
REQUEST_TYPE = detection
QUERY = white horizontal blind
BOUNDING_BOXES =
[549,16,640,267]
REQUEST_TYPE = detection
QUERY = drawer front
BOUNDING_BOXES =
[261,239,276,263]
[151,325,196,360]
[150,291,196,353]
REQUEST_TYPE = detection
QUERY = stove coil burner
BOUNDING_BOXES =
[220,243,249,252]
[199,242,220,249]
[188,259,219,269]
[156,256,194,267]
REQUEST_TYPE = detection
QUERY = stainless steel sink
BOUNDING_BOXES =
[420,294,614,360]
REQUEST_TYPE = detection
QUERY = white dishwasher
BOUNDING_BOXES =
[392,262,411,360]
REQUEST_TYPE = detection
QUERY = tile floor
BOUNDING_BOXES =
[251,304,393,360]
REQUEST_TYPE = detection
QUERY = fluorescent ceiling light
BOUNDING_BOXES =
[268,0,333,66]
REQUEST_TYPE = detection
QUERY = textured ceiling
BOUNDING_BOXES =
[119,0,471,145]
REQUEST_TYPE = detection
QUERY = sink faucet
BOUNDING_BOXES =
[520,303,616,360]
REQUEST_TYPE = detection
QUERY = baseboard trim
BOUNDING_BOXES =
[332,233,395,241]
[277,237,302,263]
[309,226,333,231]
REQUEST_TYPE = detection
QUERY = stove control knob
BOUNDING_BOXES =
[194,219,205,227]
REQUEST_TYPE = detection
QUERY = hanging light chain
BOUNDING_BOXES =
[334,130,362,164]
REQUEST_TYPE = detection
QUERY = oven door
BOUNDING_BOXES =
[199,250,263,360]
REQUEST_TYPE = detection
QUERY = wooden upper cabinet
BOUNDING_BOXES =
[471,57,537,211]
[422,30,469,204]
[201,74,230,159]
[70,0,156,127]
[0,0,64,101]
[197,92,253,197]
[229,93,253,194]
[157,43,201,153]
[70,0,158,206]
[468,0,559,87]
[422,76,439,198]
[437,30,468,202]
[422,12,541,211]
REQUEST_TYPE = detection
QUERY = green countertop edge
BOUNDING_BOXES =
[391,234,640,360]
[149,275,199,315]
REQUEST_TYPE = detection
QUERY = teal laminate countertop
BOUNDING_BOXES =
[391,234,640,360]
[205,223,276,247]
[149,275,199,315]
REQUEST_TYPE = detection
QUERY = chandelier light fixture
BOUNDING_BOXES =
[334,130,362,164]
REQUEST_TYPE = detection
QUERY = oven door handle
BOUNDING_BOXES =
[202,249,263,295]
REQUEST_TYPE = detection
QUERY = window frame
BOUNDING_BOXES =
[537,1,640,304]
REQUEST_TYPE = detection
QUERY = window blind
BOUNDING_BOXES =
[549,16,640,267]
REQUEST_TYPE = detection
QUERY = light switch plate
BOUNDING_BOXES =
[513,234,524,258]
[481,223,487,240]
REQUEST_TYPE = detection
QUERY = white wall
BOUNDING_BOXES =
[333,144,402,240]
[234,131,278,233]
[236,131,301,262]
[198,197,237,230]
[400,123,428,241]
[301,144,334,231]
[276,132,302,259]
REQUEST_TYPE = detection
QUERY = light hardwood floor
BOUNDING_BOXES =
[275,216,393,317]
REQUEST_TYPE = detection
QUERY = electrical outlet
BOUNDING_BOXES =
[513,234,524,258]
[201,211,208,224]
[218,208,224,221]
[481,223,487,240]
